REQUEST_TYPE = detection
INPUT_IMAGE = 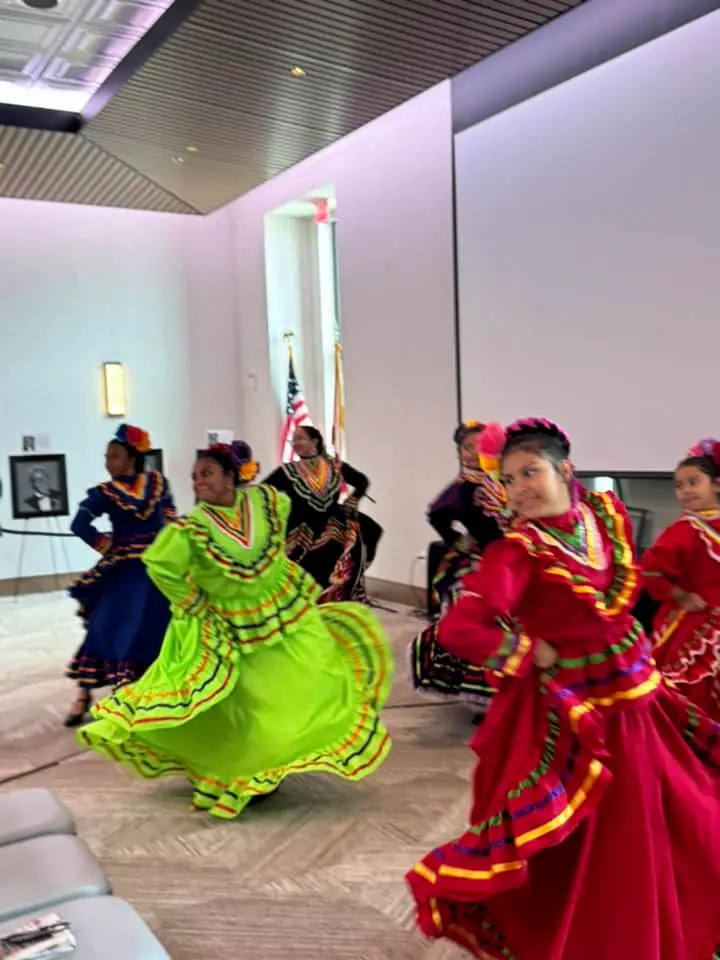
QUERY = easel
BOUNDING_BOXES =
[12,516,73,601]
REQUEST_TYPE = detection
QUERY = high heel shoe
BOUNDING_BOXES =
[63,688,92,728]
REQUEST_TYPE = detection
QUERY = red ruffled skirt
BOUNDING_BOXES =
[407,666,720,959]
[652,604,720,721]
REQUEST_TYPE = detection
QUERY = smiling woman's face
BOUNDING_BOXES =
[192,457,230,505]
[292,428,318,458]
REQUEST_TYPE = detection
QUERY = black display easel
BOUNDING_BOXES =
[8,517,73,601]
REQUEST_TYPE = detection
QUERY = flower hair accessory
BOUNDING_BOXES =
[687,438,720,468]
[114,423,151,454]
[475,421,506,478]
[207,441,259,482]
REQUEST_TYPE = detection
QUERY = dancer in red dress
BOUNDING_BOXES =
[641,438,720,720]
[406,418,720,960]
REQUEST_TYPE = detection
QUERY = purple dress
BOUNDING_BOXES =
[409,466,509,702]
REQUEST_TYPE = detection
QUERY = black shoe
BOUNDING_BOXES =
[64,689,92,728]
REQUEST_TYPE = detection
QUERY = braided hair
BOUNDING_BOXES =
[502,418,571,466]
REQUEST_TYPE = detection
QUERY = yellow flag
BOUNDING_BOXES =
[331,341,345,460]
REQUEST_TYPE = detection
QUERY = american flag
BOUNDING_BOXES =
[280,346,312,462]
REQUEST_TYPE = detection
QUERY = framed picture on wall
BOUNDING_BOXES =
[144,448,164,475]
[9,454,69,521]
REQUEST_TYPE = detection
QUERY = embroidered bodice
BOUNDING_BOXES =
[642,511,720,606]
[71,470,175,552]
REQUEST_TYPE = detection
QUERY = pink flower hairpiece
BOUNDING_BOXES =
[475,421,506,479]
[476,421,506,457]
[687,438,720,467]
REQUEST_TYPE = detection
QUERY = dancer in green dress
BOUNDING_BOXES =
[78,442,393,819]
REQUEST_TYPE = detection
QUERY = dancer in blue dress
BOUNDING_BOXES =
[64,424,176,726]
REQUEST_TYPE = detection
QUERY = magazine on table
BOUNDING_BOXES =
[0,913,75,959]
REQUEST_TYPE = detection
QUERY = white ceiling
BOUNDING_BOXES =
[0,0,175,111]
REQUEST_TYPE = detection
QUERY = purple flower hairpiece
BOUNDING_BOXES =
[687,437,720,468]
[228,441,252,468]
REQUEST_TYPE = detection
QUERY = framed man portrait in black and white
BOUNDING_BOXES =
[9,454,69,520]
[144,449,164,475]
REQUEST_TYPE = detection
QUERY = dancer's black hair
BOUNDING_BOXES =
[453,422,485,447]
[676,454,719,480]
[502,419,571,470]
[197,441,253,487]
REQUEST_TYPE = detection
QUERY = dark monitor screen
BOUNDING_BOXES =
[576,472,677,553]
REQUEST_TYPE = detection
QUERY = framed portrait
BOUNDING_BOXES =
[144,448,164,474]
[10,454,69,521]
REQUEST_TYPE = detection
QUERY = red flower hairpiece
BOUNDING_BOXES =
[115,423,151,454]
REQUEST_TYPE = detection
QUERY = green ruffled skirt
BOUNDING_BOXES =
[78,594,393,819]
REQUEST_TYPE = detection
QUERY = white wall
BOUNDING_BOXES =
[0,199,237,581]
[227,82,457,585]
[263,214,326,438]
[455,10,720,471]
[1,81,457,588]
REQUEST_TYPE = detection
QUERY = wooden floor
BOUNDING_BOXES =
[0,592,474,959]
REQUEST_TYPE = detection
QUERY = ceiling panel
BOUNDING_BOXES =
[0,123,197,211]
[0,0,175,112]
[0,0,584,213]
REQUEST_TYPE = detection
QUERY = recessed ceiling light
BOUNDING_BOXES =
[290,66,306,78]
[185,145,199,153]
[171,155,185,164]
[0,163,6,171]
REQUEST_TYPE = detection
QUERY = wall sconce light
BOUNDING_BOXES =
[102,362,127,417]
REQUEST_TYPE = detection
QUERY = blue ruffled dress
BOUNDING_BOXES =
[67,471,175,688]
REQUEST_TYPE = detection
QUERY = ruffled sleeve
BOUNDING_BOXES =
[437,537,534,678]
[142,521,208,616]
[70,486,111,554]
[641,520,692,601]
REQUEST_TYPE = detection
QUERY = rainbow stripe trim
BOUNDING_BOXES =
[283,458,341,512]
[506,491,637,618]
[101,471,166,519]
[79,602,393,819]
